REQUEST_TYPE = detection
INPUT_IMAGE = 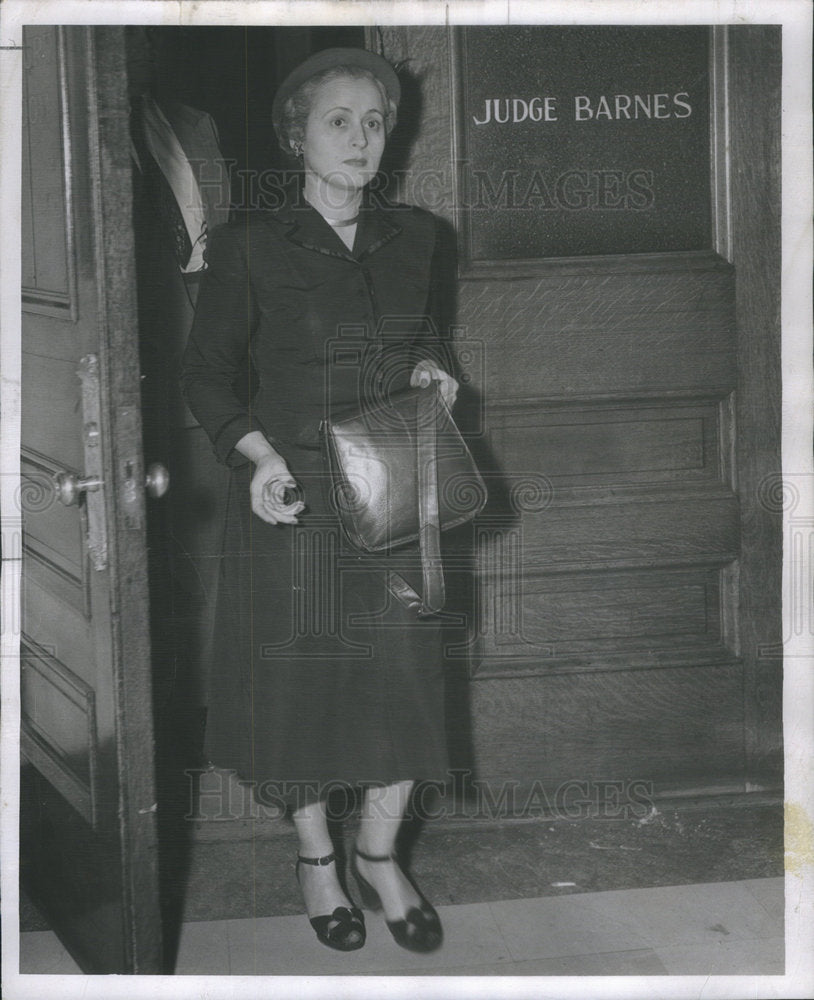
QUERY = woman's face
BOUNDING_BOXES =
[301,75,387,200]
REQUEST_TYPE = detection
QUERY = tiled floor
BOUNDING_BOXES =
[18,876,784,976]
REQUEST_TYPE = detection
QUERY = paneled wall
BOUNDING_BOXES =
[376,25,782,801]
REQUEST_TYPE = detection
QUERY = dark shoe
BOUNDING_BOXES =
[351,847,443,953]
[295,852,365,951]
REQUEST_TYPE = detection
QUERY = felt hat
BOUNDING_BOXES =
[271,47,401,130]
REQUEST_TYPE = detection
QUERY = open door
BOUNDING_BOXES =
[19,25,164,973]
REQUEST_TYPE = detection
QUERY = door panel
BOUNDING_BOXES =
[20,636,99,825]
[20,25,78,318]
[459,267,737,400]
[470,663,746,791]
[20,26,162,973]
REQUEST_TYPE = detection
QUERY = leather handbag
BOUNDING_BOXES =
[321,384,487,617]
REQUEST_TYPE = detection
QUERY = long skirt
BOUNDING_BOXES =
[203,444,450,809]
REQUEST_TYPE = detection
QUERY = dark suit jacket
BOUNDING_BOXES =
[180,187,450,466]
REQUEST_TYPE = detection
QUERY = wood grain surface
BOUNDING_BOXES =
[727,26,783,786]
[377,26,783,800]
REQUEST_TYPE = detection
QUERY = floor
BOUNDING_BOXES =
[19,875,784,976]
[160,798,785,924]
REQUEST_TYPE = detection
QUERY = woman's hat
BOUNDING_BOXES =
[271,47,401,128]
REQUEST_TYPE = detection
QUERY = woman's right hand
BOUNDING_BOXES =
[233,430,305,525]
[250,454,305,525]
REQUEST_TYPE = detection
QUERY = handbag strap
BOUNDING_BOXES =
[417,386,445,614]
[386,387,445,618]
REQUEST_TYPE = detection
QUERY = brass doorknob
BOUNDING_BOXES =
[145,462,170,498]
[54,471,103,506]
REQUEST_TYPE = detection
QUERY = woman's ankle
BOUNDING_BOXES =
[297,856,351,917]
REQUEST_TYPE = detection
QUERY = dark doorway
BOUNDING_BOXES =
[128,24,365,965]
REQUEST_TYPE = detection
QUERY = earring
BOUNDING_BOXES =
[291,141,303,158]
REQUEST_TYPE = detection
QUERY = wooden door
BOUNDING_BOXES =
[19,25,163,973]
[377,25,783,807]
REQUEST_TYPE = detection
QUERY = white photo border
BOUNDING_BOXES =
[1,2,811,998]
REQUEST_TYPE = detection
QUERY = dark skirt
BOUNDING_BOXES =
[203,444,449,808]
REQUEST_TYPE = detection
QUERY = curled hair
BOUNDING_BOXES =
[276,65,398,157]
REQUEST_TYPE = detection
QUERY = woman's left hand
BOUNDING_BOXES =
[410,361,459,410]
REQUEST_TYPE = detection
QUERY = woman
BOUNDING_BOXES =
[181,47,457,954]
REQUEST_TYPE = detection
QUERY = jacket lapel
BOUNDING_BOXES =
[266,182,403,262]
[354,206,402,260]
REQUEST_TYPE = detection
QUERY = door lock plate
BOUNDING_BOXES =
[77,354,107,571]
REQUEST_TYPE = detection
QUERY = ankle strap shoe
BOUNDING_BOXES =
[351,847,442,953]
[296,852,365,951]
